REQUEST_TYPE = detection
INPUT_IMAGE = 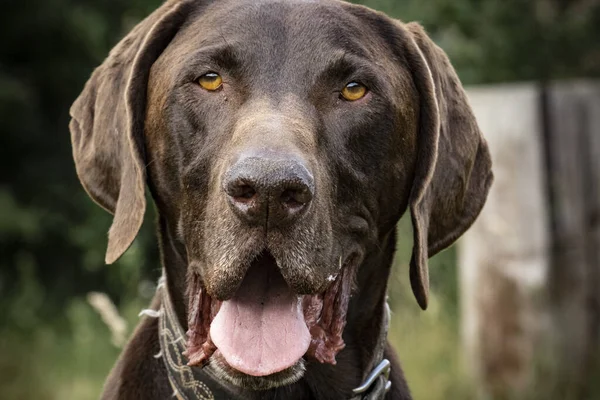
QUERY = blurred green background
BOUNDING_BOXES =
[1,0,598,399]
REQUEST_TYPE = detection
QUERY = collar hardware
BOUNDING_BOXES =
[352,359,392,395]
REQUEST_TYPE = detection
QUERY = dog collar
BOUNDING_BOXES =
[155,276,233,399]
[350,301,392,400]
[152,274,391,399]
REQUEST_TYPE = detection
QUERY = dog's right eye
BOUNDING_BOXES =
[197,72,223,91]
[341,82,368,101]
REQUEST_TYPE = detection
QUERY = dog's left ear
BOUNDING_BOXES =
[403,23,493,310]
[69,0,195,264]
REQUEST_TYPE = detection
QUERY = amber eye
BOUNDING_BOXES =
[198,72,223,91]
[341,82,367,101]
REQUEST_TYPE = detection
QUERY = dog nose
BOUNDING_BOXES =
[224,154,314,227]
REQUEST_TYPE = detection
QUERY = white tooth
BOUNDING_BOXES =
[327,275,337,282]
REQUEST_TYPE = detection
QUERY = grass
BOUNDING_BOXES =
[388,267,475,400]
[0,297,146,400]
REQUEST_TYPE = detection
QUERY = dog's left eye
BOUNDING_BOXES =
[341,82,367,101]
[198,72,223,91]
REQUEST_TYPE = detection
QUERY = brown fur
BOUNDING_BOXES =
[69,0,492,398]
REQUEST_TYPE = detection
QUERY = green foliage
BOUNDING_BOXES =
[0,0,164,322]
[355,0,600,84]
[0,295,147,400]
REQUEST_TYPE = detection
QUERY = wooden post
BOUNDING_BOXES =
[459,81,600,398]
[545,81,600,398]
[460,83,551,398]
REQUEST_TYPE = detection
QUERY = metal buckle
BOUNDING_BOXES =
[352,359,392,395]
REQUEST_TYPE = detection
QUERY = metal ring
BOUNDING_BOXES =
[385,381,392,392]
[352,359,391,394]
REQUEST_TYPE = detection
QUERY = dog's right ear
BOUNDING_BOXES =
[69,0,195,264]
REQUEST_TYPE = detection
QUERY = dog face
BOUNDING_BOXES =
[70,0,492,391]
[145,0,418,299]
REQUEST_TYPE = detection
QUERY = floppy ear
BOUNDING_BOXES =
[403,23,493,309]
[69,0,194,264]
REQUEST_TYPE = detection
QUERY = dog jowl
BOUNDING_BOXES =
[69,0,492,398]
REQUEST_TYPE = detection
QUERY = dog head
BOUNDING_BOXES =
[70,0,492,391]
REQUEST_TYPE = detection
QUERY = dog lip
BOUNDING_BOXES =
[185,249,356,377]
[207,350,306,391]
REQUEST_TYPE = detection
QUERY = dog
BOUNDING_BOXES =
[69,0,493,398]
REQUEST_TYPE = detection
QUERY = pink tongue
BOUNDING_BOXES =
[210,256,311,377]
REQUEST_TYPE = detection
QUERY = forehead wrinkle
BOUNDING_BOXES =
[177,43,243,72]
[200,44,240,68]
[320,51,377,79]
[277,11,376,89]
[180,1,288,49]
[283,1,371,54]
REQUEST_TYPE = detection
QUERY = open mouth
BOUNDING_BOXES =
[183,251,353,389]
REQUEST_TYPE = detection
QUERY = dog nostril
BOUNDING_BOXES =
[280,187,312,208]
[227,182,257,203]
[236,185,256,200]
[280,189,294,204]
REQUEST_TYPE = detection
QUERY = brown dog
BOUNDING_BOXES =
[69,0,492,398]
